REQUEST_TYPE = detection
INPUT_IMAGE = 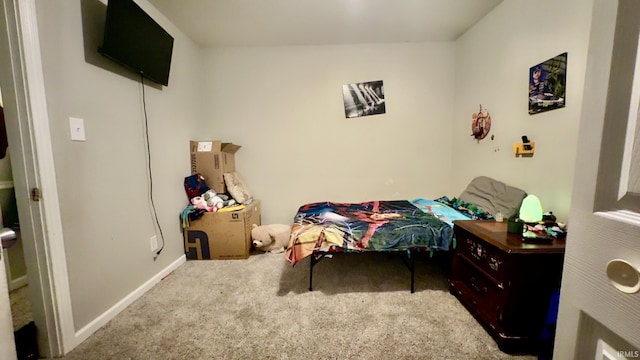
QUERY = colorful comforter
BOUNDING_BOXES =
[410,198,472,227]
[285,200,453,265]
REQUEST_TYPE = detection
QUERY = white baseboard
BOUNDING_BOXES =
[0,181,14,190]
[72,255,186,349]
[2,248,28,292]
[8,274,27,291]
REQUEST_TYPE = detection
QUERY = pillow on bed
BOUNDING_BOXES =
[223,172,253,204]
[458,176,527,219]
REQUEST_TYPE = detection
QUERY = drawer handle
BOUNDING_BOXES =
[489,257,500,271]
[469,277,488,294]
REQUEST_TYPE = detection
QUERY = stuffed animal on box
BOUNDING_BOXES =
[202,190,236,209]
[190,196,215,212]
[251,224,291,253]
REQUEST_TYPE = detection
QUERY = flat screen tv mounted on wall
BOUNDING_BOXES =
[99,0,174,86]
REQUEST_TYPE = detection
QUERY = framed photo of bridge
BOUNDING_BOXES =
[342,80,386,118]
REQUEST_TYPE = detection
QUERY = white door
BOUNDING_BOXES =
[0,250,17,360]
[555,0,640,358]
[0,0,73,357]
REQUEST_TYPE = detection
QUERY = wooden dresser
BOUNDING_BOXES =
[449,220,565,353]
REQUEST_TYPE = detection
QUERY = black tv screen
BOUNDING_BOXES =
[99,0,174,86]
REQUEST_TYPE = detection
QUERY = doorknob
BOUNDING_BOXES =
[606,259,640,294]
[0,227,16,249]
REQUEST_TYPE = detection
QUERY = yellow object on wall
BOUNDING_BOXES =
[513,142,535,157]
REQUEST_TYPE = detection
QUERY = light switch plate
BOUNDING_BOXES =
[69,117,86,141]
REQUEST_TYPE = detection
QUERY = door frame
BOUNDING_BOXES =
[0,0,74,357]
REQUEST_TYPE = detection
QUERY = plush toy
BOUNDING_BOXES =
[251,224,291,253]
[190,196,215,212]
[202,190,236,209]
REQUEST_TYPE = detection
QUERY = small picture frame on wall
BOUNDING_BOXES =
[342,80,385,118]
[529,52,567,115]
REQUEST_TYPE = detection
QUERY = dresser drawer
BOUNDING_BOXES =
[457,230,506,284]
[450,254,505,327]
[451,220,566,352]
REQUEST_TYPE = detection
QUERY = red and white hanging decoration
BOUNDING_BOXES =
[471,104,492,141]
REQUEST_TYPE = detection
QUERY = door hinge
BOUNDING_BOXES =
[31,187,41,202]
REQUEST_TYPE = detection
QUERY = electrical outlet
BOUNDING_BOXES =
[150,235,158,253]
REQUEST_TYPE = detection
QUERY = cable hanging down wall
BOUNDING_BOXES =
[140,75,165,259]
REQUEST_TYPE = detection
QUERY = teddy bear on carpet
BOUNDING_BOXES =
[250,224,291,253]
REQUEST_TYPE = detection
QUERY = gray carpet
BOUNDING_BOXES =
[9,284,32,332]
[61,252,537,359]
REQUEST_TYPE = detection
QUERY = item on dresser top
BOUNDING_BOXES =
[519,194,544,223]
[522,222,567,241]
[542,212,557,224]
[507,216,524,234]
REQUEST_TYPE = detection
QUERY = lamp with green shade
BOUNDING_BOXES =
[519,194,544,223]
[520,194,546,240]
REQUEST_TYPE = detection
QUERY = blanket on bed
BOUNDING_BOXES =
[433,196,494,220]
[410,198,473,227]
[285,200,453,265]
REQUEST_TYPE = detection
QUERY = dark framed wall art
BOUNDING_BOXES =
[529,52,567,115]
[342,80,385,118]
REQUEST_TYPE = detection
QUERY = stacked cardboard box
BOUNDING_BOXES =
[184,200,261,260]
[185,140,260,259]
[189,140,241,193]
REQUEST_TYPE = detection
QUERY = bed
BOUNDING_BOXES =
[284,176,527,293]
[284,200,454,293]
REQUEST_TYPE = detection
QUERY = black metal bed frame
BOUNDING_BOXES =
[308,248,423,293]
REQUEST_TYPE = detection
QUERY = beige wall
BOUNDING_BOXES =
[34,0,204,330]
[452,0,594,222]
[202,43,456,224]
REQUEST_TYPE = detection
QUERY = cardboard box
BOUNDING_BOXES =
[184,200,261,260]
[190,140,241,193]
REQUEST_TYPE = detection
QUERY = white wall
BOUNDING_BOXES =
[452,0,594,222]
[34,0,204,330]
[202,43,456,224]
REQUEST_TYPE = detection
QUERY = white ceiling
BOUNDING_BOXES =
[147,0,503,48]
